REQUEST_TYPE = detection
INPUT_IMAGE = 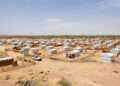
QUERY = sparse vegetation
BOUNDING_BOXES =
[16,70,49,86]
[1,35,120,39]
[58,78,71,86]
[16,79,36,86]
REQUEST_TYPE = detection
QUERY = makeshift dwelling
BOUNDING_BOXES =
[46,46,54,51]
[32,55,42,61]
[11,45,21,52]
[63,46,72,52]
[92,42,101,49]
[65,49,80,58]
[31,48,40,55]
[100,53,114,63]
[47,48,57,55]
[11,41,18,46]
[110,48,120,56]
[64,40,71,46]
[55,42,63,46]
[40,45,47,49]
[0,57,14,66]
[107,43,113,48]
[74,47,83,52]
[21,47,30,56]
[0,41,4,46]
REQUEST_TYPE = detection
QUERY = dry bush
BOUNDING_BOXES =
[16,71,49,86]
[58,78,71,86]
[15,79,36,86]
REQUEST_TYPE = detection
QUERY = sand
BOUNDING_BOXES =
[0,39,120,86]
[0,58,120,86]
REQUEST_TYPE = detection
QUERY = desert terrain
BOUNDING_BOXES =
[0,37,120,86]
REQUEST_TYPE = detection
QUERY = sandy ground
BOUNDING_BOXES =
[0,43,120,86]
[0,58,120,86]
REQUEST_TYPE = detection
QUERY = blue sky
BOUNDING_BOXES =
[0,0,120,35]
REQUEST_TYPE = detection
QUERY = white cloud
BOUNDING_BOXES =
[47,18,62,23]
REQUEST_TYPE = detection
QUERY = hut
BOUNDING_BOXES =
[65,49,80,59]
[32,55,42,61]
[46,46,54,51]
[110,48,120,56]
[0,57,14,66]
[47,48,57,55]
[31,48,40,55]
[100,53,114,63]
[21,47,30,56]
